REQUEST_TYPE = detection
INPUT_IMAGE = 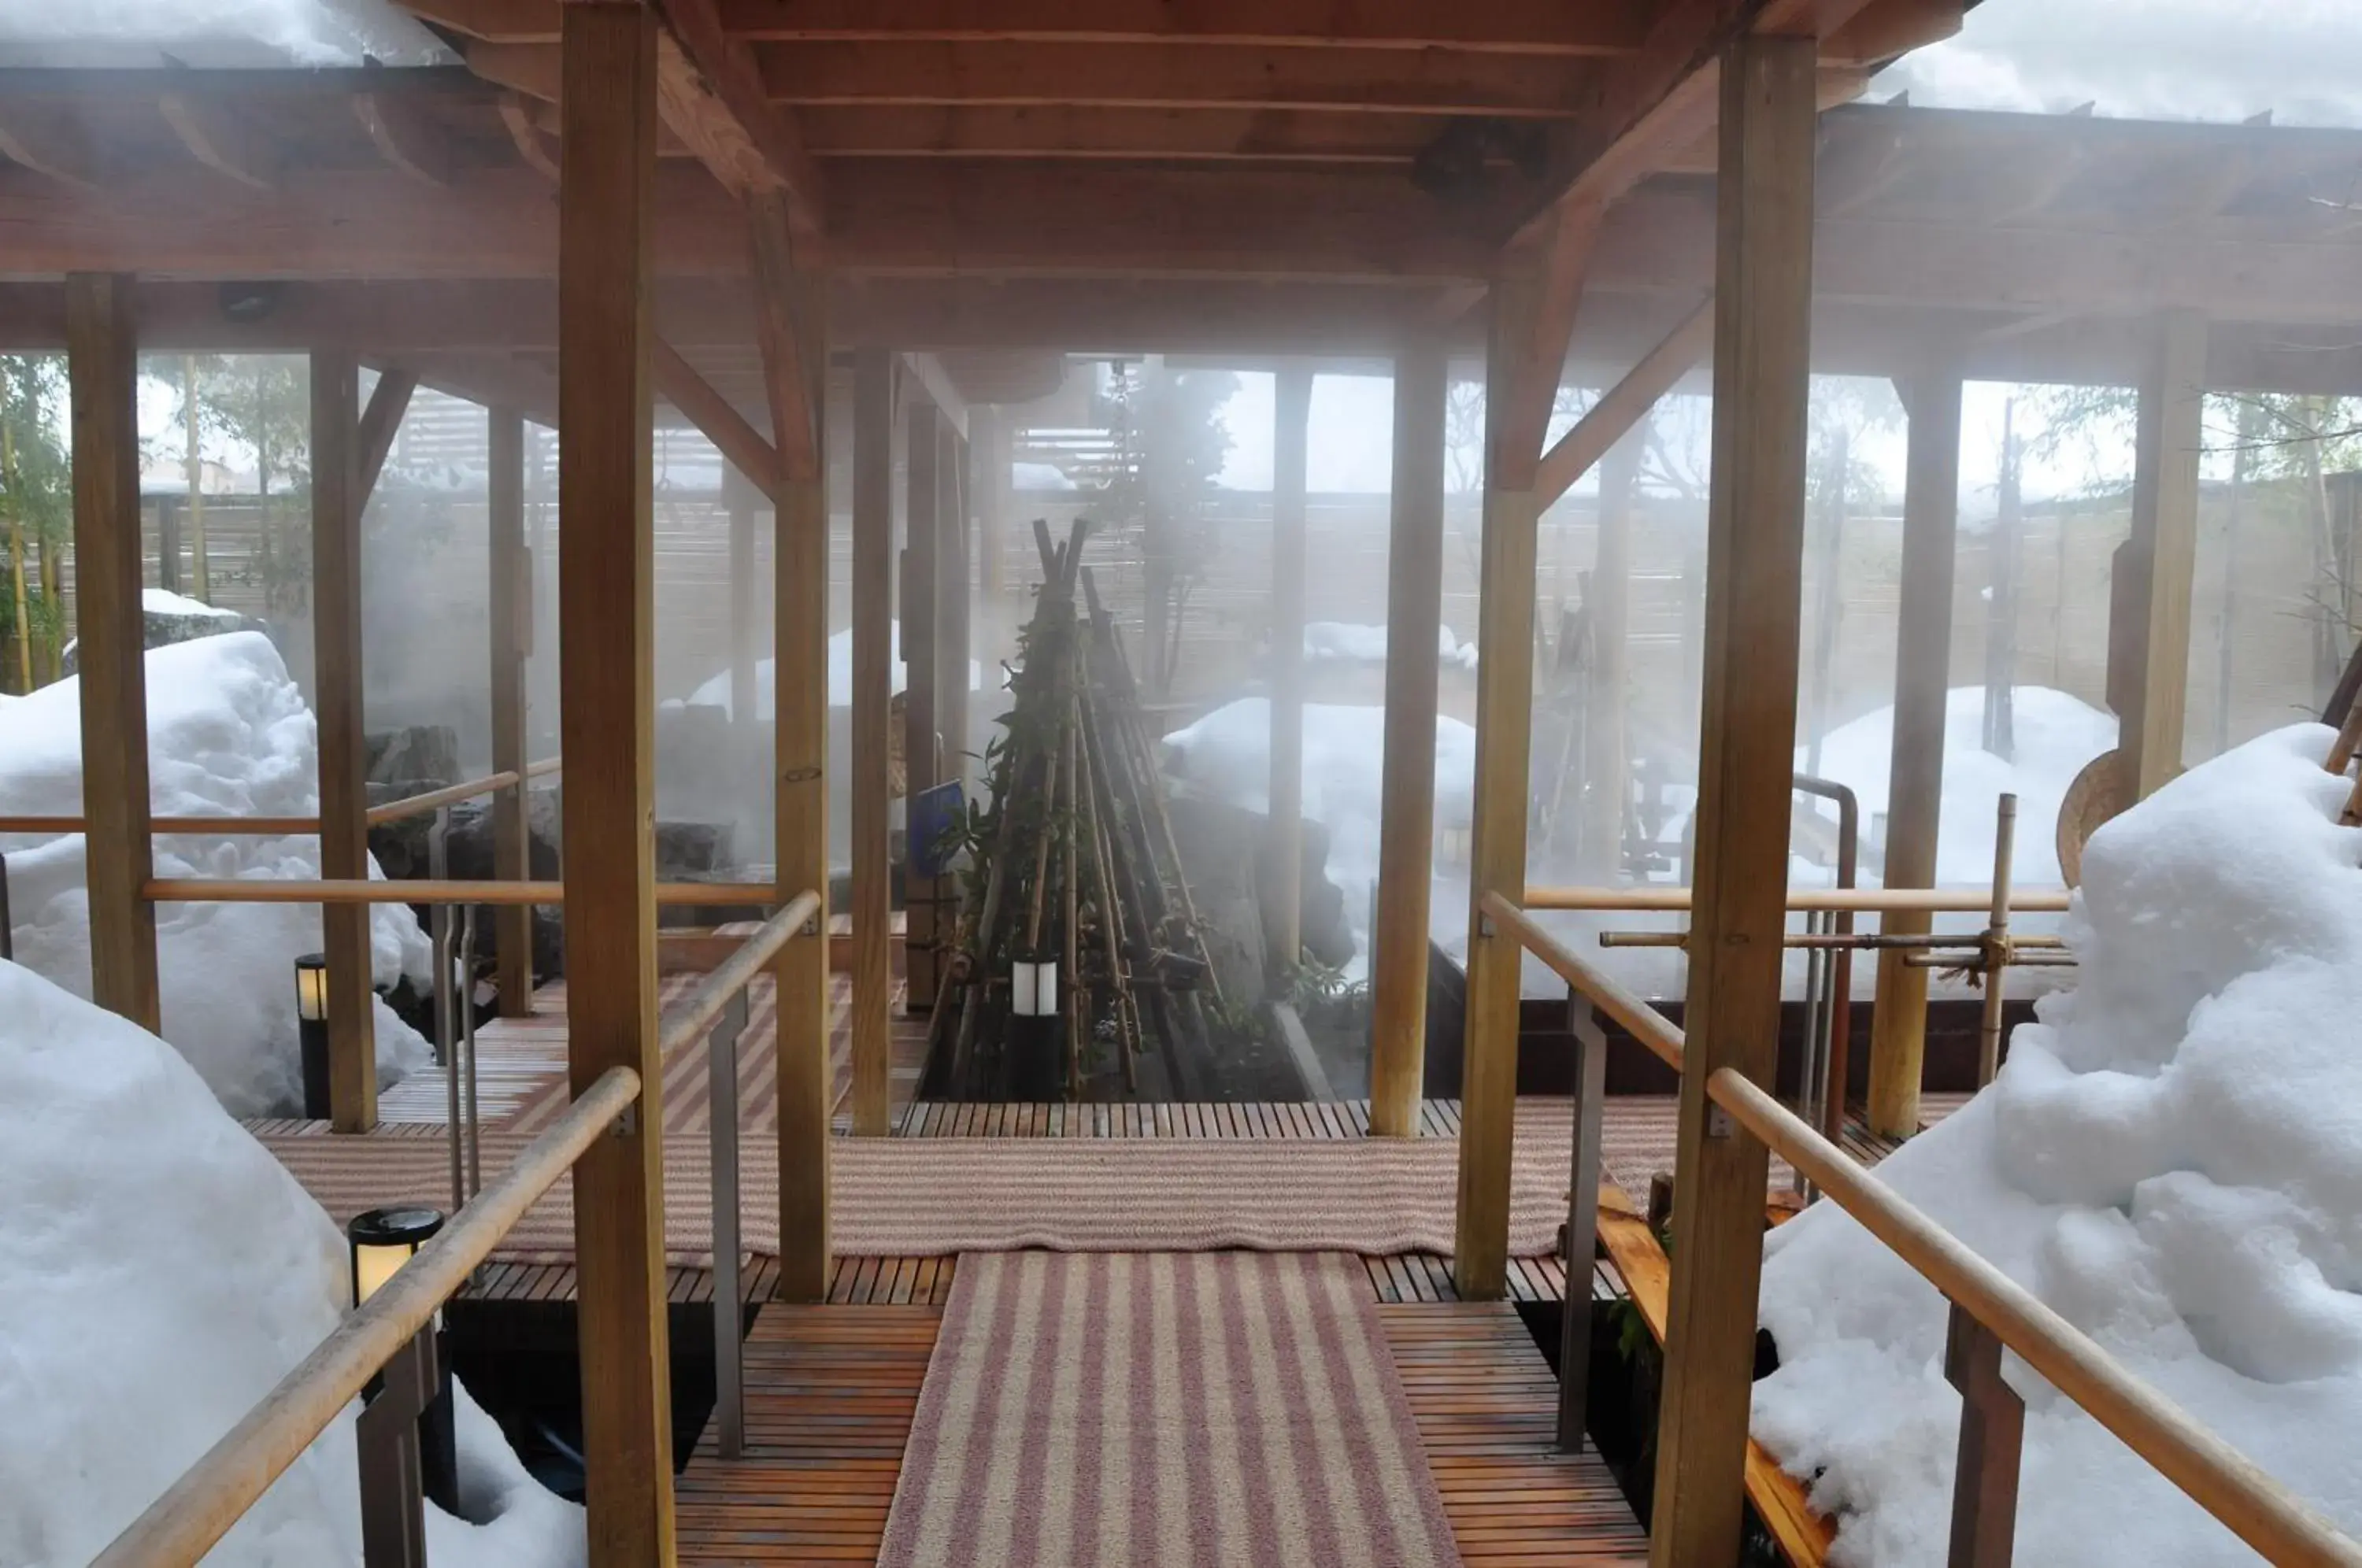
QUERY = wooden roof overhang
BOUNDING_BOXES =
[6,1,2362,430]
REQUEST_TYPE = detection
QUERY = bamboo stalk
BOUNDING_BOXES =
[1978,793,2018,1085]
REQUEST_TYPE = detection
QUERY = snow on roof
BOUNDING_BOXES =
[1753,723,2362,1562]
[0,0,452,68]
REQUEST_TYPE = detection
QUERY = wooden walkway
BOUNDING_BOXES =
[676,1267,1646,1566]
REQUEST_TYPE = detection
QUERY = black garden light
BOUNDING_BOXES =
[347,1207,459,1518]
[294,952,331,1119]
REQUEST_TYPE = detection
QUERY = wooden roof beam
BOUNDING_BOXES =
[653,336,783,494]
[1536,294,1713,506]
[402,0,1654,53]
[650,0,827,229]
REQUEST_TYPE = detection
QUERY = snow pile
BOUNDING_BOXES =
[1803,685,2116,889]
[0,0,450,67]
[1301,622,1478,671]
[0,633,434,1115]
[142,587,242,620]
[0,959,581,1566]
[1753,723,2362,1565]
[1011,460,1079,492]
[1160,697,1476,966]
[676,622,985,719]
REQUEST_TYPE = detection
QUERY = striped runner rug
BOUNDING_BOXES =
[877,1251,1463,1568]
[257,1099,1579,1266]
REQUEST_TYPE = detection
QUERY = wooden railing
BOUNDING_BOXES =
[91,1063,642,1567]
[0,756,561,838]
[1480,889,2362,1568]
[1523,883,2072,915]
[142,878,787,906]
[91,885,824,1564]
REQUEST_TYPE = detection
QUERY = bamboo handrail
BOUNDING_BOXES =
[91,1064,642,1568]
[143,878,787,906]
[1523,884,2072,915]
[0,757,562,839]
[657,889,822,1055]
[1706,1067,2362,1568]
[1482,892,1686,1072]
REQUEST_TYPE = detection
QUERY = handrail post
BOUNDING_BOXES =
[355,1329,436,1568]
[1557,996,1607,1453]
[431,808,465,1218]
[1945,1300,2026,1568]
[710,989,750,1459]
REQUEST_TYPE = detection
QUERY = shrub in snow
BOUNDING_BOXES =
[0,959,580,1566]
[1753,723,2362,1565]
[0,632,433,1116]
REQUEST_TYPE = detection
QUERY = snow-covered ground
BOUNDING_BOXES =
[1753,723,2362,1565]
[1160,697,1476,974]
[675,622,984,718]
[0,633,434,1115]
[0,958,580,1566]
[1301,621,1478,671]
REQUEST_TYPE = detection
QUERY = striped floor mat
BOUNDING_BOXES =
[877,1252,1462,1568]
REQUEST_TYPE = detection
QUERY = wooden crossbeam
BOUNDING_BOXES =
[652,337,783,494]
[402,0,1655,53]
[650,0,826,227]
[356,367,419,504]
[796,104,1463,161]
[1535,296,1713,506]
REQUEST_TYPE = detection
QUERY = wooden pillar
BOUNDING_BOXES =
[65,272,159,1029]
[849,347,894,1135]
[1583,428,1643,879]
[557,6,674,1557]
[488,405,533,1018]
[776,272,832,1302]
[974,405,1006,599]
[1369,344,1448,1136]
[311,348,376,1132]
[1451,275,1545,1300]
[1648,36,1817,1567]
[903,397,942,1003]
[1865,370,1964,1139]
[2116,309,2207,799]
[1267,365,1313,972]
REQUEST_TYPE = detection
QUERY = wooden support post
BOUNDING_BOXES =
[1452,273,1546,1301]
[850,346,894,1135]
[488,405,533,1018]
[1648,36,1817,1568]
[724,461,759,744]
[557,6,675,1558]
[1369,342,1447,1137]
[1267,364,1313,973]
[312,347,377,1133]
[2116,309,2208,800]
[1583,428,1644,879]
[977,405,1009,601]
[1866,369,1964,1140]
[65,272,159,1029]
[774,268,832,1301]
[1944,1301,2027,1568]
[903,397,942,1004]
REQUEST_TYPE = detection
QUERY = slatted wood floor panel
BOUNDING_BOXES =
[677,1303,940,1567]
[1380,1301,1649,1566]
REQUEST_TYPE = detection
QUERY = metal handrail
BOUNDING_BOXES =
[91,1065,642,1568]
[1484,889,2362,1568]
[654,887,824,1461]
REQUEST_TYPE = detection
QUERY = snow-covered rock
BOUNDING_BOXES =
[0,958,580,1566]
[0,633,433,1115]
[1753,723,2362,1565]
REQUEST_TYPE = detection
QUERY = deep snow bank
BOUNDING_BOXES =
[1753,723,2362,1565]
[0,959,581,1566]
[0,633,433,1115]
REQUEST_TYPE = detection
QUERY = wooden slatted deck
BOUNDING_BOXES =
[676,1264,1648,1566]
